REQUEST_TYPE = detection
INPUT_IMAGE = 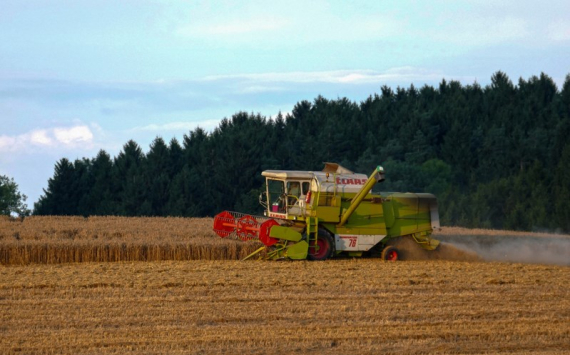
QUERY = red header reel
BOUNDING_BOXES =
[213,211,279,246]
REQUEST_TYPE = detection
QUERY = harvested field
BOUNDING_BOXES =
[2,217,570,353]
[1,260,569,354]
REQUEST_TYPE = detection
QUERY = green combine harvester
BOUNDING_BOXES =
[213,163,440,260]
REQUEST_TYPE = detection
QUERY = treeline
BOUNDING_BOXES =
[35,72,570,232]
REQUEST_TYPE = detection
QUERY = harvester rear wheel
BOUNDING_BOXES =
[308,229,335,261]
[381,246,399,261]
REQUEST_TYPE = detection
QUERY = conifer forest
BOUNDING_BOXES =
[34,72,570,232]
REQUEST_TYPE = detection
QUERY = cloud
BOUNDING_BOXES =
[30,130,53,146]
[548,21,570,42]
[238,85,286,94]
[0,125,95,153]
[481,17,528,42]
[173,5,403,44]
[0,136,16,151]
[270,111,291,120]
[53,126,93,145]
[427,16,529,47]
[204,67,447,86]
[171,2,536,49]
[132,120,221,132]
[177,17,289,37]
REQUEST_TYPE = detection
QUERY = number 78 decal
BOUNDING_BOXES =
[339,236,358,248]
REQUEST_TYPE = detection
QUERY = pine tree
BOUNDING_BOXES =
[89,150,114,215]
[34,158,76,215]
[113,140,146,216]
[554,144,570,232]
[143,137,171,216]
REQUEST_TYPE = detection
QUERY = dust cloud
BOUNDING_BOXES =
[388,233,570,266]
[436,234,570,266]
[386,236,481,262]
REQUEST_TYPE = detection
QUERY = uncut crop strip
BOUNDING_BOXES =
[0,241,261,264]
[2,216,569,265]
[0,216,261,265]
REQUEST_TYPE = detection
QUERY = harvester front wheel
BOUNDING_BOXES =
[381,246,399,261]
[308,229,335,261]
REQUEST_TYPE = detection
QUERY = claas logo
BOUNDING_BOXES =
[336,178,367,185]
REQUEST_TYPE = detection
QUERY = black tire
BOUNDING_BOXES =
[381,246,399,261]
[308,229,335,261]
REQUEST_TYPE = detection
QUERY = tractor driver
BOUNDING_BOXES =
[287,181,301,207]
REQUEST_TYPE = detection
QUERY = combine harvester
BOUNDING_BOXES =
[213,163,440,261]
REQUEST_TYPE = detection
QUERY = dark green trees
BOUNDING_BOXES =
[34,158,76,215]
[33,72,570,232]
[143,137,171,216]
[113,140,146,216]
[89,150,114,215]
[554,145,570,232]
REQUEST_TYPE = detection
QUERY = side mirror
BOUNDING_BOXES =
[259,191,268,209]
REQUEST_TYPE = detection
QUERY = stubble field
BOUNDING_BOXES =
[1,216,569,354]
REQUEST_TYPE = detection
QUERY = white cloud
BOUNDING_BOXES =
[30,130,53,146]
[0,125,95,153]
[132,120,220,132]
[0,136,17,151]
[238,85,286,94]
[204,68,446,85]
[177,17,289,37]
[270,111,291,120]
[489,17,528,41]
[173,6,403,44]
[429,16,529,46]
[548,21,570,42]
[53,126,93,145]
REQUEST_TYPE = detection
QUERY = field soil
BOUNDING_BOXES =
[2,260,569,354]
[2,217,570,354]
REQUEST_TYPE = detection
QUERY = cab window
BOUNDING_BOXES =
[287,181,301,197]
[302,182,310,195]
[267,179,285,212]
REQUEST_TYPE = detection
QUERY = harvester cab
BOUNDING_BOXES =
[260,174,312,218]
[259,178,311,218]
[213,163,441,261]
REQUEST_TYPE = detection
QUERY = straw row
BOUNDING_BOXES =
[0,216,262,264]
[0,241,261,265]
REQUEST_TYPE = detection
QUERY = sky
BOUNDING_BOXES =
[1,0,569,208]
